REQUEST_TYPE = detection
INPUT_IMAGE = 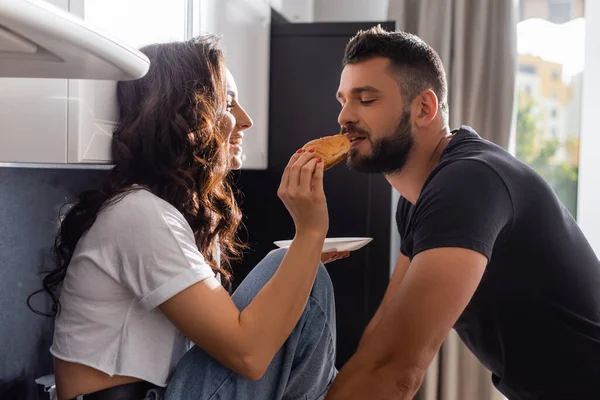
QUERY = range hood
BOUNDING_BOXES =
[0,0,149,80]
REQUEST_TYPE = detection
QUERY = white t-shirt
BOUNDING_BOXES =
[50,188,218,386]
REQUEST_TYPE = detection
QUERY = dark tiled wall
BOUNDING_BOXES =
[0,167,106,400]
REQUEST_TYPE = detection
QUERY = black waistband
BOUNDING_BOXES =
[69,381,161,400]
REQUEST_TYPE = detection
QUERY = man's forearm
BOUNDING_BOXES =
[329,248,485,400]
[325,351,424,400]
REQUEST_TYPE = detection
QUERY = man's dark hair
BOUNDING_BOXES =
[343,25,449,123]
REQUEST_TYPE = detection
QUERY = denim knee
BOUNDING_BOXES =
[313,262,333,294]
[261,248,333,307]
[310,263,335,321]
[266,247,288,262]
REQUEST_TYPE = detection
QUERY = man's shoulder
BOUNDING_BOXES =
[427,159,507,192]
[444,126,522,172]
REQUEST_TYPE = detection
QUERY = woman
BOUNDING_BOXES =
[30,35,339,400]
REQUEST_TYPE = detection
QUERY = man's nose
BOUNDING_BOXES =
[338,103,358,127]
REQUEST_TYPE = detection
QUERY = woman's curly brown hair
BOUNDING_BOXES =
[28,35,245,316]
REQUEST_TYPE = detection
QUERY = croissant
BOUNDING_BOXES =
[302,134,351,170]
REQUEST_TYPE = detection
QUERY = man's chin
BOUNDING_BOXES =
[346,156,374,173]
[346,155,399,174]
[347,150,369,169]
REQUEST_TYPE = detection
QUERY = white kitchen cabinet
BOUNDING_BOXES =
[0,77,68,163]
[0,0,151,165]
[0,0,188,164]
[0,0,69,164]
[66,0,189,163]
[67,0,271,169]
[69,0,272,168]
[0,0,271,168]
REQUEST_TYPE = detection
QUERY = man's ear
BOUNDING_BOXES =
[412,89,439,128]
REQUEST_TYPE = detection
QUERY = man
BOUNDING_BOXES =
[325,26,600,400]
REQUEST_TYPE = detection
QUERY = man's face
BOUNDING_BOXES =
[337,57,414,174]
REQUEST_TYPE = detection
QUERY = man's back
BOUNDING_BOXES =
[397,126,600,399]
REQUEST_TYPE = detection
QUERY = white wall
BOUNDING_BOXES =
[277,0,314,22]
[200,0,271,170]
[576,0,600,256]
[313,0,389,22]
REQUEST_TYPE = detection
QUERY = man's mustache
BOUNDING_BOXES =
[340,124,369,136]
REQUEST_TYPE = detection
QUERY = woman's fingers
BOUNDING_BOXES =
[278,147,330,237]
[312,157,325,194]
[299,157,319,192]
[279,149,304,192]
[288,150,317,189]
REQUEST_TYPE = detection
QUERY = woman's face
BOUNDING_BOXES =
[222,69,253,170]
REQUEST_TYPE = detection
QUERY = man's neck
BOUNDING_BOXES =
[385,126,452,205]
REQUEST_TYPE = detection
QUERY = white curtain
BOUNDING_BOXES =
[387,0,518,399]
[388,0,517,149]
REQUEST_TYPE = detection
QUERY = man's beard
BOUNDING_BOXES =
[346,110,414,174]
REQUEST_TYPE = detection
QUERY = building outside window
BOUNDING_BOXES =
[515,0,584,217]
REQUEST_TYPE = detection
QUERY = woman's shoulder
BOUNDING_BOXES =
[98,187,186,230]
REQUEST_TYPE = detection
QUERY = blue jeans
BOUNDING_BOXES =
[164,248,338,400]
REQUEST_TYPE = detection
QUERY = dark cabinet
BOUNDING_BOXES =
[232,20,396,367]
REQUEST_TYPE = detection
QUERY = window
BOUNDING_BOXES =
[519,64,537,74]
[548,0,573,23]
[515,0,584,218]
[577,0,600,255]
[82,0,191,49]
[552,70,561,80]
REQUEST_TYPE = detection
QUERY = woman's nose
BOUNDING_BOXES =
[237,107,253,130]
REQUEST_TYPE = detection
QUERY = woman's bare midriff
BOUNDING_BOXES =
[54,357,144,400]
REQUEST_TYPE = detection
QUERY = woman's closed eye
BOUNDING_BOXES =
[226,94,236,111]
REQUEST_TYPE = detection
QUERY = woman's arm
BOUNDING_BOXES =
[267,248,350,264]
[160,150,329,380]
[160,231,324,380]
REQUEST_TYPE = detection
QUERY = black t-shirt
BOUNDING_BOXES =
[396,126,600,399]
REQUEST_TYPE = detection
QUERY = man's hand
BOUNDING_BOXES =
[320,249,350,264]
[326,247,487,400]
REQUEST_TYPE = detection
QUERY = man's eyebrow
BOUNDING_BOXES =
[336,86,381,99]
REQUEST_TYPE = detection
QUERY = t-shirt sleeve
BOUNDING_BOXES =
[396,197,411,258]
[111,192,216,311]
[411,160,513,260]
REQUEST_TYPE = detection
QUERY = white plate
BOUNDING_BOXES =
[273,237,373,252]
